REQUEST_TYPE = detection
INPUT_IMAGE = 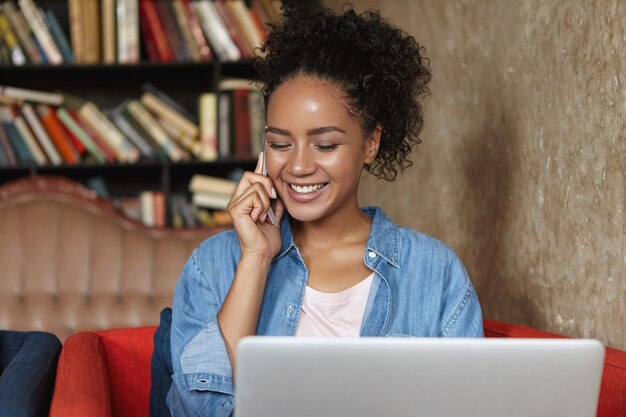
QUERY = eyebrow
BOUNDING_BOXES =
[265,125,346,136]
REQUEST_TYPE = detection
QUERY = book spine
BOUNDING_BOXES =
[191,191,231,210]
[81,0,101,63]
[140,92,199,137]
[36,104,79,164]
[139,0,174,62]
[0,107,38,164]
[0,11,27,65]
[2,1,42,64]
[155,0,187,62]
[109,106,155,158]
[248,89,265,157]
[198,92,218,161]
[67,0,84,63]
[0,85,63,106]
[120,105,167,160]
[56,107,107,164]
[11,107,48,165]
[17,0,63,64]
[0,118,18,165]
[117,0,140,64]
[152,190,165,228]
[153,114,200,158]
[12,108,49,164]
[142,82,198,123]
[54,108,85,155]
[229,0,262,51]
[192,1,240,62]
[78,102,140,163]
[73,109,117,163]
[232,88,252,159]
[139,190,155,227]
[189,174,237,195]
[102,0,116,64]
[218,91,232,159]
[171,0,201,62]
[43,10,74,63]
[127,100,185,161]
[20,102,62,165]
[213,0,252,59]
[180,0,212,62]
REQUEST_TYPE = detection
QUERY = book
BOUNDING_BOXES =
[119,104,168,161]
[191,0,240,62]
[55,107,85,155]
[191,191,231,210]
[72,108,117,163]
[172,193,197,227]
[153,114,201,158]
[213,0,252,59]
[109,104,156,159]
[139,190,155,226]
[140,91,199,138]
[2,1,43,64]
[0,116,17,166]
[17,0,63,64]
[56,107,107,164]
[218,91,232,158]
[81,0,101,63]
[36,104,79,165]
[43,10,73,63]
[155,0,187,62]
[152,190,165,227]
[9,106,47,164]
[189,174,237,196]
[67,0,84,63]
[171,0,201,62]
[198,92,218,161]
[101,0,116,64]
[117,0,140,64]
[20,103,62,165]
[126,99,186,162]
[248,89,265,157]
[0,85,63,106]
[138,0,174,62]
[142,83,197,123]
[232,88,252,159]
[0,10,26,65]
[180,0,212,62]
[77,102,140,163]
[227,0,263,52]
[0,107,35,163]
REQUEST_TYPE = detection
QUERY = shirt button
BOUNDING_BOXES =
[287,305,293,317]
[367,251,376,258]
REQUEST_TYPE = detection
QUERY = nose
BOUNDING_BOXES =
[286,145,316,176]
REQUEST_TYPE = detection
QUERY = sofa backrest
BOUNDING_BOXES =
[0,176,226,341]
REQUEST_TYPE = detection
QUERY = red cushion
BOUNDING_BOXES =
[96,327,156,417]
[49,332,112,417]
[484,319,626,417]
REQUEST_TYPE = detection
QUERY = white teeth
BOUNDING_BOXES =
[290,183,326,194]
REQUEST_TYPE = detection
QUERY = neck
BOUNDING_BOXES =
[290,201,372,250]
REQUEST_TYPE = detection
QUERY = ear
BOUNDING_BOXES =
[364,124,382,165]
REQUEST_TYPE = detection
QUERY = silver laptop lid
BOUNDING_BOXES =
[235,337,604,417]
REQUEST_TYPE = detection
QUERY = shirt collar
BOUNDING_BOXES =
[274,206,399,268]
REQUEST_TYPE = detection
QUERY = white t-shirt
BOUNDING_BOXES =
[295,273,374,337]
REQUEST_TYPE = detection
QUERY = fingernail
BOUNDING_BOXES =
[260,213,267,223]
[270,187,277,199]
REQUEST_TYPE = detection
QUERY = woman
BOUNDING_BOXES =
[168,5,483,416]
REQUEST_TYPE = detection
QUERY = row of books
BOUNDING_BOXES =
[0,0,282,66]
[0,81,264,167]
[113,173,238,228]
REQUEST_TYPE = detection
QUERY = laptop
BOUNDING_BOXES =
[235,337,604,417]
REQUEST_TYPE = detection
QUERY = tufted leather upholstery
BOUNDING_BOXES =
[0,176,227,341]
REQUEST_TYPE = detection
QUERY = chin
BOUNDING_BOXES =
[284,203,328,223]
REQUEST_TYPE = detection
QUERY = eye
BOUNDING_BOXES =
[268,143,291,150]
[316,144,338,152]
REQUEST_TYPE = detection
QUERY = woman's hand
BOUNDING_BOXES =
[227,153,285,260]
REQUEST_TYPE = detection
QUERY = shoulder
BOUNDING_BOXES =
[192,228,240,265]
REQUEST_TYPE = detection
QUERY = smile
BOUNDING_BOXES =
[289,183,328,194]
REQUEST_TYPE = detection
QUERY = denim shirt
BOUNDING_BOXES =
[167,207,483,417]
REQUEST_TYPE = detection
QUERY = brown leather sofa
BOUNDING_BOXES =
[0,176,226,341]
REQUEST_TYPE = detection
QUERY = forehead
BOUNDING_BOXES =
[266,76,357,127]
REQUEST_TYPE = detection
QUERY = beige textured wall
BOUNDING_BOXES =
[323,0,626,349]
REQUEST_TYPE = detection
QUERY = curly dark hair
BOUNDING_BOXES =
[253,4,431,181]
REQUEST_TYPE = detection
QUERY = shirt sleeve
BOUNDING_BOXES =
[167,236,239,417]
[441,252,484,338]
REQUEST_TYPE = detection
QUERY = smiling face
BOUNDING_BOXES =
[264,75,380,224]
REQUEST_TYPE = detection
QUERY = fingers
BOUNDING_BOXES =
[232,170,275,202]
[228,182,272,223]
[254,152,264,174]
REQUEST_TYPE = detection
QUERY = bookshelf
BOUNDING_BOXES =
[0,0,316,227]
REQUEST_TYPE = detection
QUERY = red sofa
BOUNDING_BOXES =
[49,320,626,417]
